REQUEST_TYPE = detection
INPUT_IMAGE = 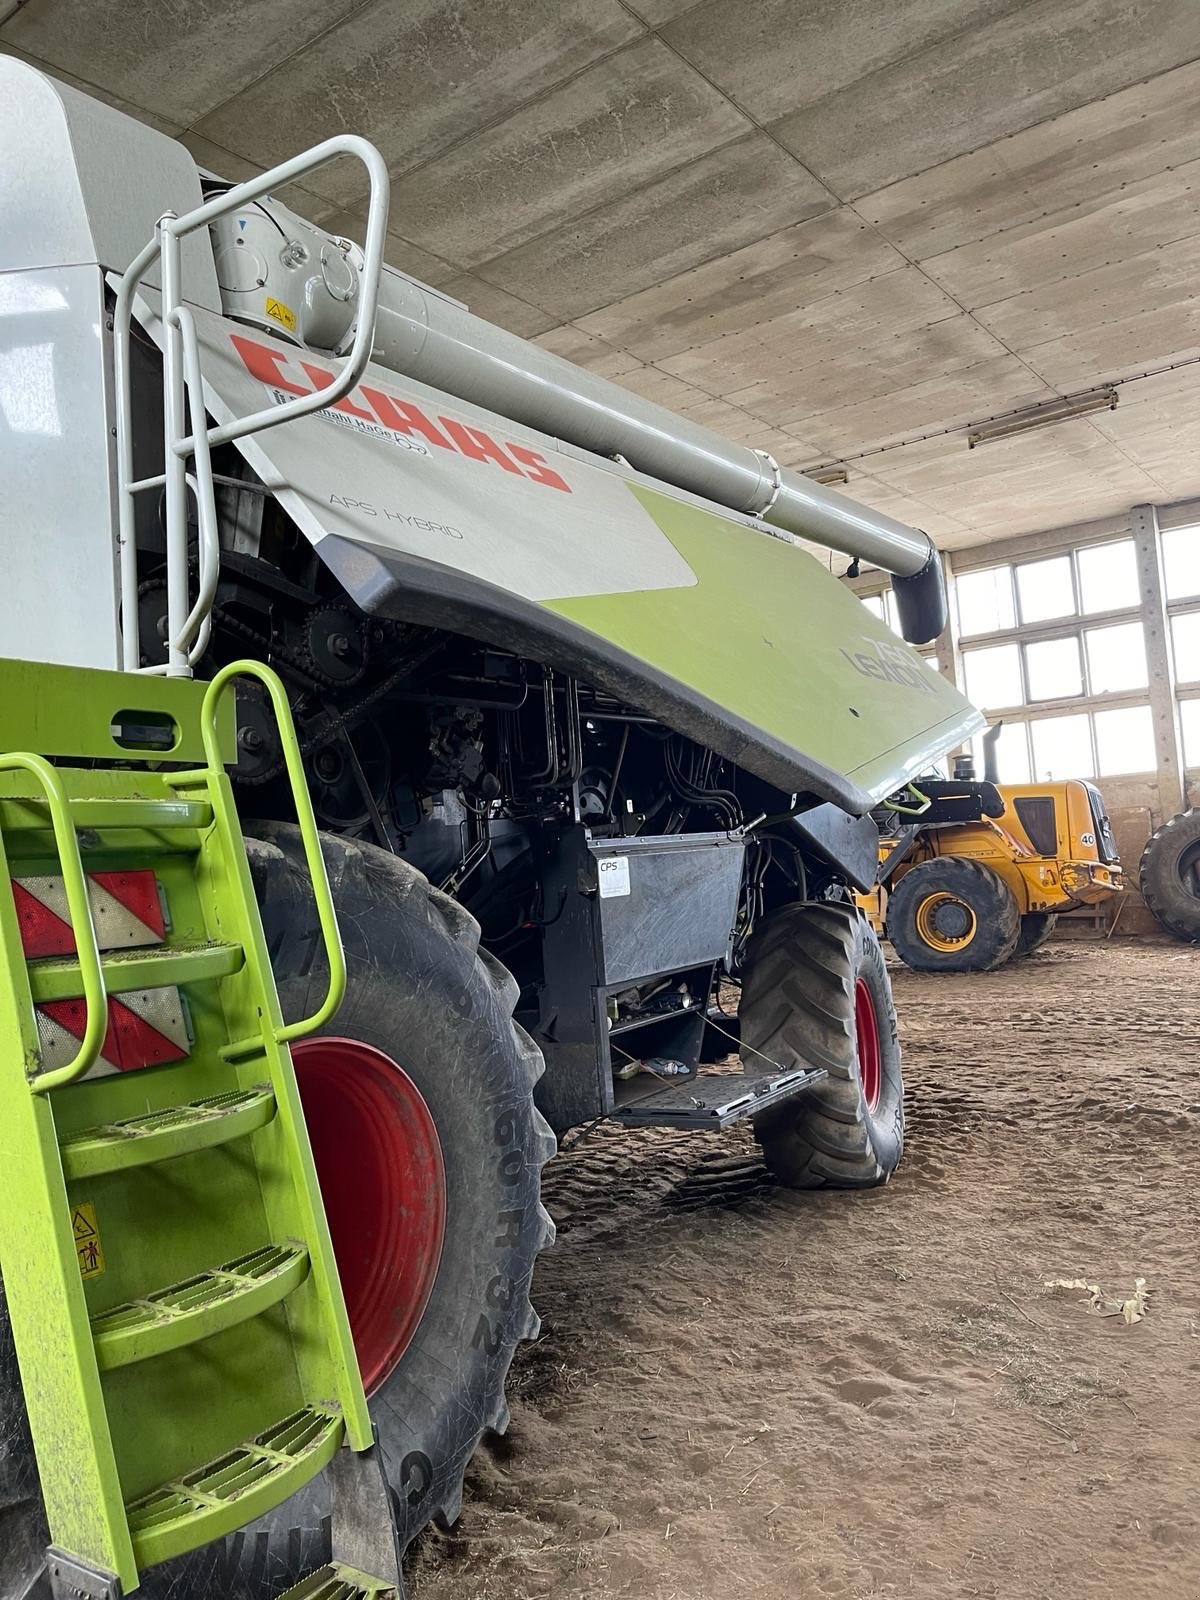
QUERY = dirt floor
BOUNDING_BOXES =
[411,938,1200,1600]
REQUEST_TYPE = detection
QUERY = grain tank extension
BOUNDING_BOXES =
[0,59,982,1600]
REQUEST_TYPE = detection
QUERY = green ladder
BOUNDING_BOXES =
[0,657,397,1598]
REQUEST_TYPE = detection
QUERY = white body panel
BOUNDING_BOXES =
[0,265,122,669]
[0,58,222,670]
[0,58,218,307]
[139,298,700,604]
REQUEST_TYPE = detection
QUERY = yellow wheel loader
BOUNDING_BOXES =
[859,732,1123,972]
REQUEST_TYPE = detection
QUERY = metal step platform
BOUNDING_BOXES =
[0,658,376,1596]
[611,1062,827,1129]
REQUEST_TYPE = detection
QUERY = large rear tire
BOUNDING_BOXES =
[885,857,1020,972]
[1139,808,1200,941]
[742,903,903,1189]
[160,827,554,1595]
[1015,911,1057,956]
[0,829,555,1600]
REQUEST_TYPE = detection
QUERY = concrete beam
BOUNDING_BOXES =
[1131,502,1187,817]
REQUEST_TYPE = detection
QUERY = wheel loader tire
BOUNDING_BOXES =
[1139,808,1200,942]
[742,903,903,1189]
[885,858,1020,973]
[1015,911,1058,957]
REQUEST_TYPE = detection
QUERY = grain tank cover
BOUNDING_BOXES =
[135,298,982,812]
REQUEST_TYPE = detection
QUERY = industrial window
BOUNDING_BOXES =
[1164,526,1200,748]
[1025,636,1083,700]
[1078,540,1138,613]
[963,643,1022,709]
[1094,705,1156,776]
[970,721,1031,783]
[955,535,1155,781]
[1172,610,1200,684]
[957,538,1143,640]
[1016,556,1074,624]
[955,566,1015,634]
[1085,622,1147,693]
[1162,526,1200,601]
[859,588,907,639]
[1030,715,1093,781]
[1180,697,1200,767]
[863,527,1178,783]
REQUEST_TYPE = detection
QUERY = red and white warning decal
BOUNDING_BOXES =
[15,869,186,1077]
[14,870,166,958]
[35,989,190,1078]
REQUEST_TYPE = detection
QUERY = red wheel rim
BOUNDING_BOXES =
[293,1037,446,1396]
[854,978,882,1114]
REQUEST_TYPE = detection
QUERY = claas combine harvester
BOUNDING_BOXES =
[0,62,982,1600]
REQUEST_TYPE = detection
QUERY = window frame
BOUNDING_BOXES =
[953,533,1155,781]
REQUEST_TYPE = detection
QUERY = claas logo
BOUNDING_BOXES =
[230,333,571,493]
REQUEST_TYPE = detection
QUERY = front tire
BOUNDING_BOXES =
[741,903,903,1189]
[205,826,555,1593]
[886,858,1020,972]
[0,830,556,1600]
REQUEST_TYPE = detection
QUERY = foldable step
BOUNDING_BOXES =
[0,797,212,855]
[611,1062,829,1129]
[92,1243,310,1371]
[28,940,243,1003]
[280,1565,400,1599]
[126,1406,344,1570]
[60,1086,277,1179]
[67,798,214,833]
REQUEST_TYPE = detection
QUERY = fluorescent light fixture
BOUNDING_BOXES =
[967,388,1118,448]
[805,463,849,486]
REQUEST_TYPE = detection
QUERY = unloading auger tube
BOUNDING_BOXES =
[358,277,946,644]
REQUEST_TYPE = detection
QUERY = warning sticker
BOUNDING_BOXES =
[264,297,297,333]
[71,1202,105,1280]
[598,855,631,899]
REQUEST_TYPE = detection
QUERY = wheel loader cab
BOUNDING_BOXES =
[861,776,1123,972]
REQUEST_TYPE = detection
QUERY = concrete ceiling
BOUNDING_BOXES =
[7,0,1200,551]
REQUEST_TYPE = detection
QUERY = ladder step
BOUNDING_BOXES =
[28,940,243,1003]
[92,1243,310,1370]
[126,1407,344,1570]
[68,798,214,833]
[611,1062,828,1129]
[60,1087,277,1179]
[279,1565,400,1599]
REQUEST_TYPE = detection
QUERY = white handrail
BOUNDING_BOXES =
[112,134,390,676]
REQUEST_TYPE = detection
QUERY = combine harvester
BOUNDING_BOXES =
[0,61,981,1599]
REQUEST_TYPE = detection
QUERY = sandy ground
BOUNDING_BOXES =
[410,939,1200,1600]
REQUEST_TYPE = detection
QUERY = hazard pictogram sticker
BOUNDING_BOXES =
[71,1201,105,1279]
[17,869,190,1080]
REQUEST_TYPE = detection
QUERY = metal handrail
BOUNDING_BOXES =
[180,661,346,1054]
[113,134,391,677]
[0,754,108,1093]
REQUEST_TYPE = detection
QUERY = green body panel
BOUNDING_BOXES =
[0,821,135,1575]
[0,658,370,1591]
[547,485,982,803]
[0,657,234,764]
